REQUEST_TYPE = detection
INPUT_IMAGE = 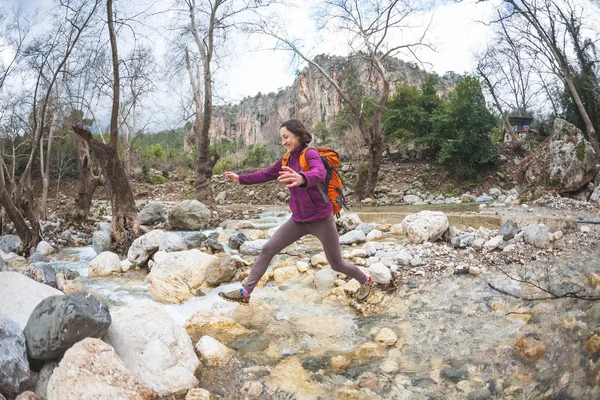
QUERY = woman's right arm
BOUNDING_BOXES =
[227,158,283,185]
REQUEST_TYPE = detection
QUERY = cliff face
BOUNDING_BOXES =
[210,54,459,146]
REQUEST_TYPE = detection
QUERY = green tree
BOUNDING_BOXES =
[433,76,498,178]
[244,144,268,167]
[384,74,442,143]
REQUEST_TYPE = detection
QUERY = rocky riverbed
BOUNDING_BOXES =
[1,193,600,400]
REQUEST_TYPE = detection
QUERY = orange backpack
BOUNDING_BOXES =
[282,147,349,217]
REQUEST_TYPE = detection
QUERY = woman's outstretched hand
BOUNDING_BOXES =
[224,172,239,183]
[278,166,306,188]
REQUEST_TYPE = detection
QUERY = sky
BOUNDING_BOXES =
[1,0,503,131]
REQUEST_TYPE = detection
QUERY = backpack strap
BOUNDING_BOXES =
[281,151,292,167]
[300,147,330,204]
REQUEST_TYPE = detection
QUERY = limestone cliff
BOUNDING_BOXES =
[210,54,460,146]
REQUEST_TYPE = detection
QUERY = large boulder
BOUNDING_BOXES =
[185,311,251,345]
[0,235,21,254]
[520,119,597,192]
[138,202,168,225]
[401,210,449,244]
[24,291,111,360]
[88,251,122,276]
[146,249,215,303]
[168,200,211,230]
[159,232,188,252]
[46,338,159,400]
[523,224,550,249]
[127,230,165,267]
[498,220,520,241]
[36,241,55,257]
[0,272,63,330]
[22,262,57,288]
[104,301,199,396]
[0,315,30,397]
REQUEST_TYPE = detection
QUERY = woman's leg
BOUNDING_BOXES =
[243,218,307,294]
[306,215,369,284]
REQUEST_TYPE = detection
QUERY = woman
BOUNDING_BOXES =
[219,119,375,305]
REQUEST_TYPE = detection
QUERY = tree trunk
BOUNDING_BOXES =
[73,132,101,221]
[73,126,139,249]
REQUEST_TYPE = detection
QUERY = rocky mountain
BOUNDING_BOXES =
[209,54,461,146]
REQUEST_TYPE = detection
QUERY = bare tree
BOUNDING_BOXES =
[492,0,600,155]
[73,0,140,249]
[259,0,433,199]
[179,0,271,204]
[120,45,156,176]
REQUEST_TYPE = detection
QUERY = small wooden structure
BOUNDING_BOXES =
[508,116,534,140]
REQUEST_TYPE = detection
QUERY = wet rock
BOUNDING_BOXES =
[523,224,550,249]
[585,335,600,355]
[441,365,468,383]
[158,232,188,252]
[498,220,520,240]
[0,235,21,253]
[206,238,224,253]
[104,301,199,396]
[231,299,275,329]
[273,266,300,286]
[330,355,351,372]
[24,291,111,360]
[195,335,234,367]
[339,229,366,245]
[88,251,122,276]
[138,202,168,225]
[514,336,545,363]
[91,230,111,255]
[0,315,29,397]
[239,239,267,256]
[239,382,262,400]
[229,331,270,353]
[36,241,54,257]
[266,356,324,399]
[27,253,47,264]
[402,211,449,244]
[374,328,397,346]
[186,311,250,345]
[169,200,211,230]
[368,263,391,284]
[185,388,213,400]
[228,232,248,250]
[23,263,57,288]
[127,229,165,267]
[205,257,240,286]
[314,267,337,290]
[0,272,63,330]
[180,231,207,248]
[147,250,215,304]
[46,338,159,400]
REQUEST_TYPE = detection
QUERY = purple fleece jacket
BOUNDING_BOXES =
[238,145,333,222]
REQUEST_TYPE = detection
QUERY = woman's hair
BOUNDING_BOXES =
[280,119,312,145]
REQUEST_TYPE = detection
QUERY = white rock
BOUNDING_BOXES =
[36,241,55,256]
[104,301,199,396]
[483,235,504,252]
[120,258,133,272]
[0,272,63,330]
[368,263,391,284]
[127,229,165,266]
[88,251,122,276]
[147,250,215,304]
[366,229,384,241]
[401,211,449,244]
[374,328,398,346]
[472,238,485,250]
[339,230,366,245]
[47,338,157,400]
[159,232,188,252]
[195,336,234,367]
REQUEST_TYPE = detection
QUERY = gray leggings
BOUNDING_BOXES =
[243,214,368,294]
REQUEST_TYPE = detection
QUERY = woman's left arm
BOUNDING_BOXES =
[300,148,327,188]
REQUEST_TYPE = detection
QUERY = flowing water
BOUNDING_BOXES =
[43,208,600,399]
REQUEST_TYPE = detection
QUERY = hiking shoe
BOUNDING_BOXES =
[218,289,250,306]
[356,278,375,303]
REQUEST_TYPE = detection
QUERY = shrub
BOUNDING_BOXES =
[244,144,268,167]
[213,157,233,175]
